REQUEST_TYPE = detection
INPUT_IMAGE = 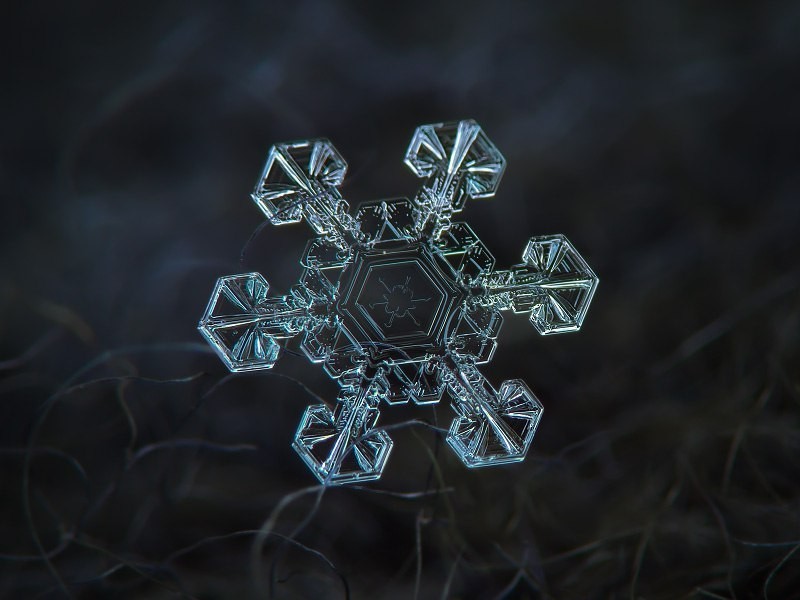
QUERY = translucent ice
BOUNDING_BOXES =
[199,120,598,485]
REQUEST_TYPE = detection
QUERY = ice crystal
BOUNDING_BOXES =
[199,120,598,485]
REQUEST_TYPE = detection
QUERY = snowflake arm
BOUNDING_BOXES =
[405,120,506,239]
[440,355,543,467]
[251,138,362,251]
[475,234,599,334]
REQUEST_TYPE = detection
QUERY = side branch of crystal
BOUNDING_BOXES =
[293,371,392,484]
[200,119,598,485]
[251,139,362,251]
[475,234,599,334]
[198,272,334,372]
[441,356,542,467]
[405,120,506,240]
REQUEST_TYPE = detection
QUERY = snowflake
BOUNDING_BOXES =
[199,120,599,485]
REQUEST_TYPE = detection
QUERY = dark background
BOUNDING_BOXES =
[2,1,799,598]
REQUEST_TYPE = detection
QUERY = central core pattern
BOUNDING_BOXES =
[337,243,463,355]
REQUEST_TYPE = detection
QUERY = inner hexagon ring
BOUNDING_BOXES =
[337,243,463,359]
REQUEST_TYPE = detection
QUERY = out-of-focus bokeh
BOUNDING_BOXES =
[2,1,799,598]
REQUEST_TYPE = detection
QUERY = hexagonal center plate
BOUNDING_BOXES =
[356,259,444,341]
[336,243,465,359]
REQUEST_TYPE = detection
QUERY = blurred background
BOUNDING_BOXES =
[2,1,799,598]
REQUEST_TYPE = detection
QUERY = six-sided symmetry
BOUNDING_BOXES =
[199,120,599,485]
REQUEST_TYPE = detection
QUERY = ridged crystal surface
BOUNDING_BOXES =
[199,119,598,485]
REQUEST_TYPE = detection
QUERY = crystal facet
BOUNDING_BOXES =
[199,120,598,485]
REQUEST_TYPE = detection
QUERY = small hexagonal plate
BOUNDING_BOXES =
[251,139,347,225]
[446,379,543,468]
[404,119,506,204]
[198,273,281,372]
[293,403,393,485]
[521,234,599,335]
